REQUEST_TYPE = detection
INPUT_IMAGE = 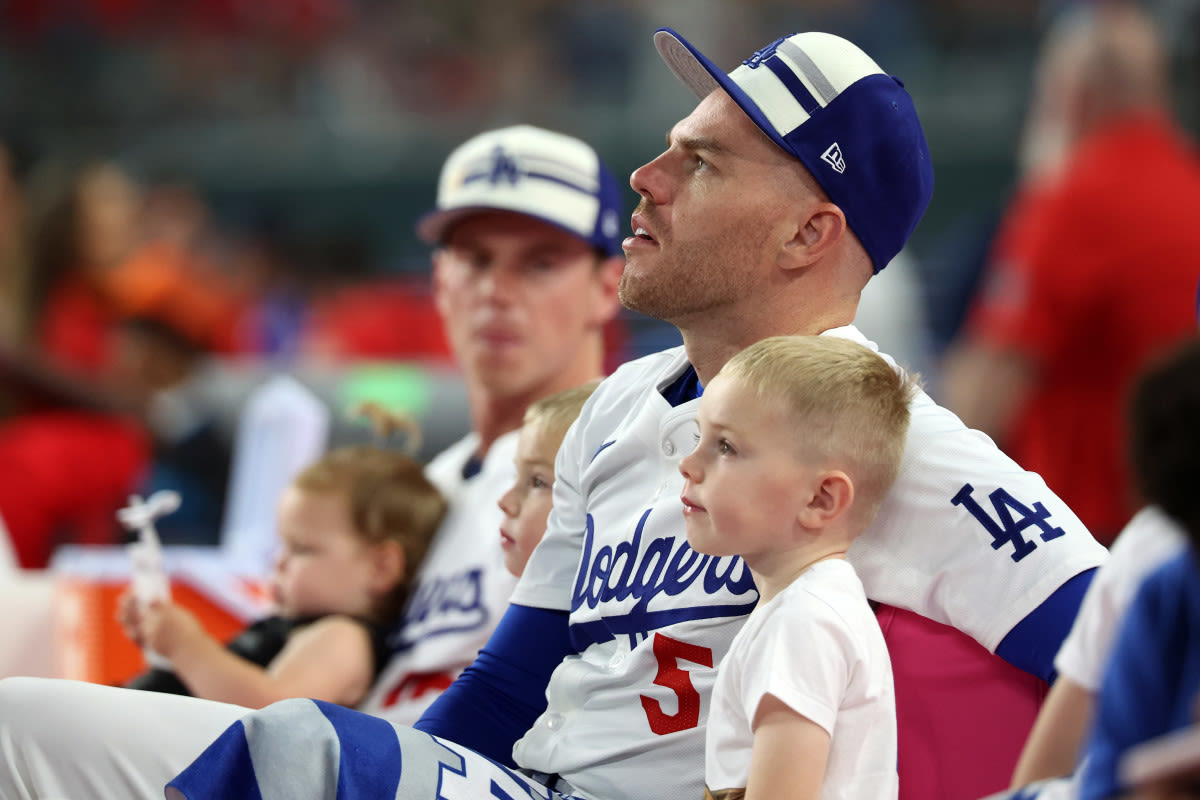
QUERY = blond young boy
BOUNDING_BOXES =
[498,382,600,577]
[678,335,916,800]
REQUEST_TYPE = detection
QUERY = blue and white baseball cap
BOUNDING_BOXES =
[416,125,625,257]
[654,28,934,273]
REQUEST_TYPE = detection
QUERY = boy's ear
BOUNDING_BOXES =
[797,470,854,529]
[370,540,407,594]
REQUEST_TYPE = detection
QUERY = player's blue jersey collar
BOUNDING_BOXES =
[461,454,484,480]
[660,364,704,406]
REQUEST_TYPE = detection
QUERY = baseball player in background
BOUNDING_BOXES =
[158,27,1107,800]
[0,124,625,799]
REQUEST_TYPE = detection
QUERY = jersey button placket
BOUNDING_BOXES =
[659,403,699,462]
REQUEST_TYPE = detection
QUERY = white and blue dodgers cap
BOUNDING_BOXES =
[416,125,625,257]
[654,28,934,273]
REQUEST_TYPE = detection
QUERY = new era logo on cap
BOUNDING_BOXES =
[654,28,934,273]
[821,143,846,174]
[416,125,625,257]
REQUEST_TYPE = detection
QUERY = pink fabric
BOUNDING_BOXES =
[877,604,1047,800]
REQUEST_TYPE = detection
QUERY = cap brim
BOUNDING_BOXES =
[653,28,791,155]
[415,205,601,251]
[415,207,475,245]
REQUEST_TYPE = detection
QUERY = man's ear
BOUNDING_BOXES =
[781,202,847,270]
[590,254,625,326]
[431,250,451,317]
[796,469,854,530]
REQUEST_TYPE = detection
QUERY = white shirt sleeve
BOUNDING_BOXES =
[1053,506,1185,690]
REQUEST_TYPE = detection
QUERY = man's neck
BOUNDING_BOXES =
[469,400,526,458]
[467,365,606,456]
[674,286,862,384]
[680,319,845,386]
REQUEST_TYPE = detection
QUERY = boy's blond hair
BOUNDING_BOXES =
[523,381,601,447]
[718,335,916,528]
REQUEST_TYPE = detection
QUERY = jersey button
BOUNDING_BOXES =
[545,713,565,731]
[662,440,676,456]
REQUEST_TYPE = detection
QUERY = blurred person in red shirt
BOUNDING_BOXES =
[2,167,247,564]
[27,160,144,376]
[943,1,1200,545]
[0,305,234,567]
[26,163,249,383]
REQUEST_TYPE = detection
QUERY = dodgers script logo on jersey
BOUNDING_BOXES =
[388,566,489,653]
[567,440,758,652]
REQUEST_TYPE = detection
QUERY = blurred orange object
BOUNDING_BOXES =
[54,576,253,688]
[107,241,249,355]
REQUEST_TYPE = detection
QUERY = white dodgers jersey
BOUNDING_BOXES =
[358,431,520,724]
[511,326,1107,800]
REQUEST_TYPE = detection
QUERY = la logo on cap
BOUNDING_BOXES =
[416,124,626,257]
[487,146,522,185]
[821,142,846,174]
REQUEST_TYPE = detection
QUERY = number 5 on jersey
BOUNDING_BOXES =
[640,632,714,735]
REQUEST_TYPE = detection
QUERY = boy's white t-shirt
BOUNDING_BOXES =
[705,558,898,800]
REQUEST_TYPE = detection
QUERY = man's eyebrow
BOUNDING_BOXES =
[665,131,729,156]
[516,455,556,470]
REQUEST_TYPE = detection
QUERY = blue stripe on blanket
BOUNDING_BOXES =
[167,718,265,800]
[321,702,404,799]
[168,699,480,800]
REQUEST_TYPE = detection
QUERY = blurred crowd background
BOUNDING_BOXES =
[1,0,1198,569]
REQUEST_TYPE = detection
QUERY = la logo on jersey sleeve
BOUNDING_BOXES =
[952,483,1066,562]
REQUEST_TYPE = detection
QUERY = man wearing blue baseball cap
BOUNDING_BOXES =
[0,30,1105,800]
[608,29,1101,800]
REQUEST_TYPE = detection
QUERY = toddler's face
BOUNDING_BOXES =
[272,487,378,619]
[498,422,560,577]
